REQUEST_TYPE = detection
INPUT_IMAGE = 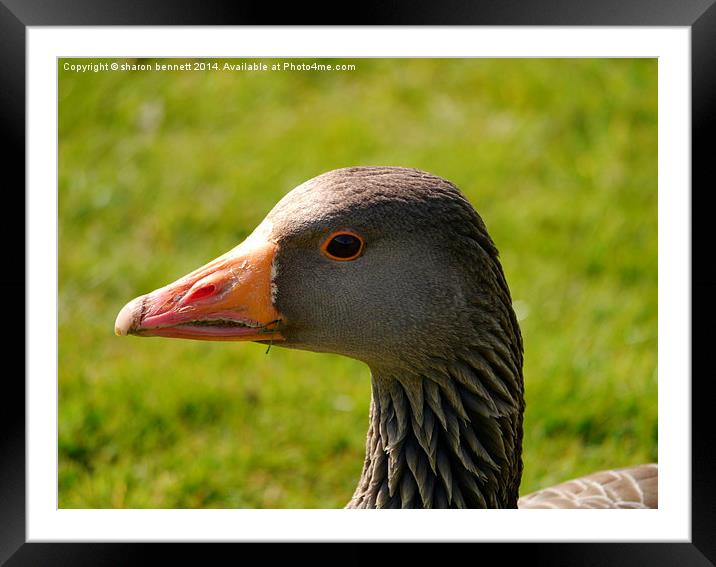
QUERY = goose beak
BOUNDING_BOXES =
[114,223,284,343]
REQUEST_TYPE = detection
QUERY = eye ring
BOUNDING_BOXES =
[321,230,366,261]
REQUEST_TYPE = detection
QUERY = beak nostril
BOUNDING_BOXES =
[185,283,217,303]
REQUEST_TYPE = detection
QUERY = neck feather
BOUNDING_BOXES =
[347,345,524,509]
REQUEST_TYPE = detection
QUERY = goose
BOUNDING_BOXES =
[114,166,657,509]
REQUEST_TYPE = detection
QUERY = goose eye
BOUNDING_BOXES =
[322,231,365,261]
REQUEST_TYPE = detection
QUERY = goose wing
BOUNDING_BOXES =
[517,463,657,509]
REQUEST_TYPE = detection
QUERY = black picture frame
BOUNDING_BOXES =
[5,1,714,564]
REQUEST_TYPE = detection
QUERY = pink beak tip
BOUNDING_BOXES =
[115,297,141,336]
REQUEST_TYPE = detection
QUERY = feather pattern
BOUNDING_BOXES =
[347,347,522,508]
[517,464,658,509]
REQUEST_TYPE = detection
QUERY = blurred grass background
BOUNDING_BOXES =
[58,58,657,508]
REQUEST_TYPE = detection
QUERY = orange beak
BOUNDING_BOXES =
[114,223,284,343]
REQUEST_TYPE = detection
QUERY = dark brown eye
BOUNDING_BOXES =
[322,231,365,261]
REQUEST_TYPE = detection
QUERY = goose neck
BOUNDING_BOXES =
[347,351,524,509]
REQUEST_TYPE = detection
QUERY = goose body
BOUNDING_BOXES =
[115,166,657,509]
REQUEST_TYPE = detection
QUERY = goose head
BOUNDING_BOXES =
[115,166,524,508]
[115,166,520,370]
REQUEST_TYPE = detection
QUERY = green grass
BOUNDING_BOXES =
[58,58,657,508]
